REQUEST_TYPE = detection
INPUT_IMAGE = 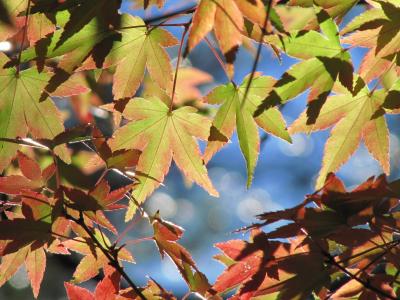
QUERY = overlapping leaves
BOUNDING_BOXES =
[213,174,400,299]
[0,0,400,299]
[290,77,394,187]
[109,96,218,220]
[187,0,268,76]
[256,7,353,119]
[204,74,290,186]
[0,53,72,171]
[81,14,178,100]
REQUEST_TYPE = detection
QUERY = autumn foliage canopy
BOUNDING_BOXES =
[0,0,400,299]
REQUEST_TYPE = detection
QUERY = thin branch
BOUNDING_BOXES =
[241,0,273,109]
[352,240,400,279]
[116,214,143,245]
[323,250,397,300]
[170,23,190,111]
[16,0,31,75]
[336,239,399,266]
[124,237,153,246]
[299,226,398,299]
[95,168,109,186]
[143,3,197,24]
[50,231,88,244]
[0,137,49,150]
[68,212,147,300]
[118,23,190,31]
[53,155,61,189]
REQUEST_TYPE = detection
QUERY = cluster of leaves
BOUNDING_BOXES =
[214,174,400,299]
[0,0,399,299]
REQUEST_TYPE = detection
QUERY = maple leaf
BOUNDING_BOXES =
[289,77,390,188]
[0,54,73,171]
[187,0,267,76]
[65,267,176,300]
[118,279,176,300]
[213,230,329,299]
[55,0,121,50]
[204,74,291,187]
[255,7,353,121]
[64,224,133,283]
[81,14,178,100]
[90,127,142,173]
[0,190,69,298]
[0,0,57,46]
[65,265,120,300]
[332,276,397,300]
[25,13,56,45]
[26,246,47,298]
[341,1,400,58]
[20,9,118,73]
[109,97,218,220]
[286,0,358,24]
[340,1,400,83]
[271,0,358,37]
[0,151,55,195]
[63,180,133,234]
[0,0,28,40]
[152,214,211,296]
[214,174,400,299]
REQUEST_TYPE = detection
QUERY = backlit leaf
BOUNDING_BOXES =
[110,97,218,220]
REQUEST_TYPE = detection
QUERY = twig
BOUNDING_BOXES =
[170,23,190,111]
[53,154,61,189]
[323,249,397,300]
[352,240,400,278]
[68,212,147,300]
[143,3,197,24]
[241,0,273,109]
[118,23,190,30]
[16,0,31,75]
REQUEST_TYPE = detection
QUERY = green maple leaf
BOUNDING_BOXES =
[109,97,218,221]
[255,7,353,123]
[287,0,358,18]
[21,13,176,98]
[340,1,400,83]
[54,0,121,50]
[290,77,390,188]
[82,14,178,100]
[341,0,400,58]
[204,75,291,187]
[20,10,116,73]
[0,53,69,171]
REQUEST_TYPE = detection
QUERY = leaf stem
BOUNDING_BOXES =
[16,0,32,76]
[169,23,190,111]
[240,0,273,109]
[203,36,231,82]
